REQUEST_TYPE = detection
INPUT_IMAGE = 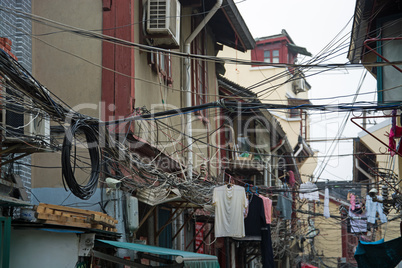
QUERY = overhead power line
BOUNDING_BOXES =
[1,5,402,70]
[98,99,401,125]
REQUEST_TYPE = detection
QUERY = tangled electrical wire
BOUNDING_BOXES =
[0,48,216,203]
[1,28,398,207]
[1,46,395,204]
[0,49,69,121]
[61,120,100,200]
[0,47,104,200]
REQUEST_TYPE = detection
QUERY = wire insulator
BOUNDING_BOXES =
[382,185,389,200]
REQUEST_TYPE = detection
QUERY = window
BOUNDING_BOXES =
[263,50,270,62]
[289,107,301,118]
[288,98,310,139]
[288,98,310,118]
[263,49,279,63]
[272,50,279,63]
[377,15,402,104]
[148,50,173,86]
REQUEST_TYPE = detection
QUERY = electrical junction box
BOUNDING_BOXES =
[78,233,95,257]
[126,196,139,232]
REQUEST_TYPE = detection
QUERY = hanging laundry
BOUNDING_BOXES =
[348,206,367,233]
[388,110,402,157]
[323,187,330,219]
[388,125,402,156]
[244,195,275,268]
[350,193,356,210]
[276,186,292,220]
[212,185,248,238]
[261,225,275,268]
[259,195,272,224]
[301,263,318,268]
[245,195,266,236]
[244,197,250,218]
[299,182,319,201]
[366,195,387,224]
[354,237,402,268]
[288,170,295,187]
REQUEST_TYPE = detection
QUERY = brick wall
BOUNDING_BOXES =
[0,0,32,72]
[0,0,32,201]
[0,37,17,59]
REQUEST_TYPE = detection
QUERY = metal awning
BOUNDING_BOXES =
[0,194,30,207]
[96,239,220,268]
[287,43,312,57]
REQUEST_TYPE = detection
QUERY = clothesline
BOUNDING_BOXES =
[223,172,376,196]
[212,183,275,267]
[223,172,320,195]
[220,174,391,228]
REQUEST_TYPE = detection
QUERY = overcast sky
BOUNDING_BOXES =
[236,0,381,181]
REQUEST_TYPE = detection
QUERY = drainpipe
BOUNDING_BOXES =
[294,136,304,158]
[294,143,303,157]
[264,139,285,186]
[184,0,222,180]
[263,161,269,186]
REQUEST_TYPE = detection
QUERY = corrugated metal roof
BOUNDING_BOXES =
[348,0,400,63]
[348,0,375,63]
[97,239,219,267]
[207,0,255,51]
[255,29,294,44]
[217,75,256,97]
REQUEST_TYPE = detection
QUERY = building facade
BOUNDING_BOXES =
[218,29,317,184]
[347,0,402,266]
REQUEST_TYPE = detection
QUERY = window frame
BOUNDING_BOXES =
[263,49,280,63]
[148,50,173,86]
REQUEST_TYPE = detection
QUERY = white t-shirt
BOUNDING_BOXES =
[213,185,248,238]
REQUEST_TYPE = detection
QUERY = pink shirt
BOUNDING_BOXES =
[350,194,356,211]
[259,195,272,224]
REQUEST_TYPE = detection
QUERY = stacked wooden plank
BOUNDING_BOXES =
[34,203,118,232]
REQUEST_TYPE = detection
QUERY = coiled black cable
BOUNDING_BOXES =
[62,120,100,200]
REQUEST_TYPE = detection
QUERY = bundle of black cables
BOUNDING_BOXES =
[62,120,100,200]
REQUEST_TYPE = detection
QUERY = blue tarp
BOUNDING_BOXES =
[354,236,402,268]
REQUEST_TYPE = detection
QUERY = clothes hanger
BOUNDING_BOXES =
[253,186,259,195]
[244,183,252,195]
[225,174,233,188]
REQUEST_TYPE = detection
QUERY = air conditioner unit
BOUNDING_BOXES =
[292,78,306,94]
[27,112,51,144]
[1,88,50,144]
[2,109,51,145]
[146,0,181,48]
